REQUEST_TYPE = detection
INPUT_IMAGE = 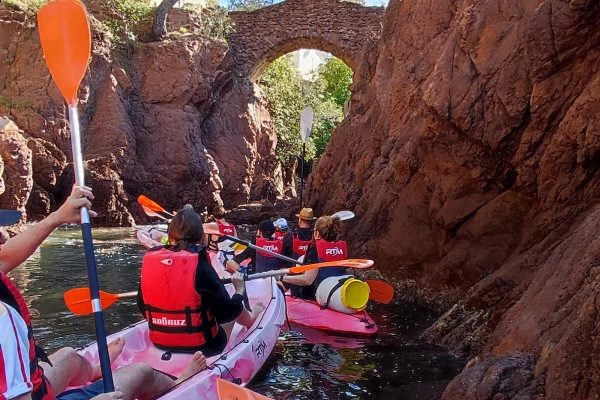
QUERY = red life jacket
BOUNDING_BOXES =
[292,231,312,259]
[0,272,54,400]
[141,248,218,351]
[274,231,286,240]
[314,239,348,287]
[254,237,283,273]
[218,222,236,236]
[208,222,236,251]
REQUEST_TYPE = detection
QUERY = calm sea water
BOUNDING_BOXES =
[9,226,464,399]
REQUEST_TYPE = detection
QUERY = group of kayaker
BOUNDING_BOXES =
[223,207,352,302]
[0,185,208,400]
[1,185,358,400]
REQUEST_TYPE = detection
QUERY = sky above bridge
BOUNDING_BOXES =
[219,0,389,7]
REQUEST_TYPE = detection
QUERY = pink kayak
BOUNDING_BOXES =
[285,294,378,335]
[74,278,285,399]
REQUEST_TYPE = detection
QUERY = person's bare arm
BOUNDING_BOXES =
[0,185,96,274]
[282,267,318,286]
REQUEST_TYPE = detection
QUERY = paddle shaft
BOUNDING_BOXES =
[300,142,306,207]
[223,234,301,265]
[69,106,114,391]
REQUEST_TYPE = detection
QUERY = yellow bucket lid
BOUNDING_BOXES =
[340,278,370,311]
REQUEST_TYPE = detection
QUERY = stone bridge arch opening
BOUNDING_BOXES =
[250,37,356,82]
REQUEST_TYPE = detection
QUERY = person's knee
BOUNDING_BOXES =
[126,362,155,380]
[51,347,79,364]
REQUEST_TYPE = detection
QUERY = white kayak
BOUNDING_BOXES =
[74,278,285,399]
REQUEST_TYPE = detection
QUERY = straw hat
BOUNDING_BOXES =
[296,208,317,221]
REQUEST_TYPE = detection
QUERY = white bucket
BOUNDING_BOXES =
[315,275,370,314]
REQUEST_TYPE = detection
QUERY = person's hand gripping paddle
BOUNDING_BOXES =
[38,0,115,391]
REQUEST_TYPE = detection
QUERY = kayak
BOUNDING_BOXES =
[285,294,378,335]
[136,228,165,249]
[74,278,285,399]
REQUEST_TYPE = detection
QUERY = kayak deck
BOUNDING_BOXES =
[75,278,285,399]
[285,294,378,335]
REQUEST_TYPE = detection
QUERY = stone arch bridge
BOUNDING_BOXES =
[228,0,385,80]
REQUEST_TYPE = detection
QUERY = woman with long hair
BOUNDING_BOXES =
[282,215,352,300]
[137,207,264,357]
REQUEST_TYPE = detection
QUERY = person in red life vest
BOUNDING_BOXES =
[226,220,283,274]
[137,208,264,358]
[282,215,353,300]
[273,218,289,240]
[281,208,316,269]
[0,186,208,400]
[206,205,237,252]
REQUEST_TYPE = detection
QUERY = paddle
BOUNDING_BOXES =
[64,289,138,315]
[217,378,273,400]
[63,259,374,314]
[299,107,313,207]
[0,210,22,226]
[331,210,355,221]
[365,280,394,304]
[38,0,114,390]
[137,195,174,217]
[141,205,170,222]
[204,224,302,265]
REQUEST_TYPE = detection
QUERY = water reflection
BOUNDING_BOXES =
[11,226,465,399]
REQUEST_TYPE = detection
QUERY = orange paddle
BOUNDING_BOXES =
[38,0,114,391]
[137,195,174,217]
[365,280,394,304]
[217,378,273,400]
[64,259,374,314]
[64,288,138,315]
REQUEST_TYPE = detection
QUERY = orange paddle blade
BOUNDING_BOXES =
[138,195,168,214]
[38,0,91,106]
[365,280,394,304]
[289,259,374,274]
[64,288,119,315]
[216,379,273,400]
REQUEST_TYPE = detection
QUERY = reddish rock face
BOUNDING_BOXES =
[305,0,600,397]
[0,3,281,225]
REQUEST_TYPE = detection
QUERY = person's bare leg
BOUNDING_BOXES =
[113,353,207,400]
[235,302,266,328]
[40,338,125,393]
[90,338,126,381]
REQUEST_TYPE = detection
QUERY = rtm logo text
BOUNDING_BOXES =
[325,248,344,256]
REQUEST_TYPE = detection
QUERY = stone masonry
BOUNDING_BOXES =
[228,0,385,79]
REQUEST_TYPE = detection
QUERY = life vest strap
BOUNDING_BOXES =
[320,277,351,310]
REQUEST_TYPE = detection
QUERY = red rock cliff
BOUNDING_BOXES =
[305,0,600,397]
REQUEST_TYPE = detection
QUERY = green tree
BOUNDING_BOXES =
[317,56,353,107]
[259,55,316,162]
[228,0,274,11]
[259,54,352,161]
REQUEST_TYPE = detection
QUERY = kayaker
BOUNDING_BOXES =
[0,185,208,400]
[281,208,316,267]
[282,215,352,300]
[206,205,237,252]
[273,218,289,240]
[225,220,283,274]
[138,208,264,357]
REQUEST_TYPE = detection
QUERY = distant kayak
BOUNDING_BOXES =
[136,228,165,249]
[285,294,378,335]
[73,278,285,399]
